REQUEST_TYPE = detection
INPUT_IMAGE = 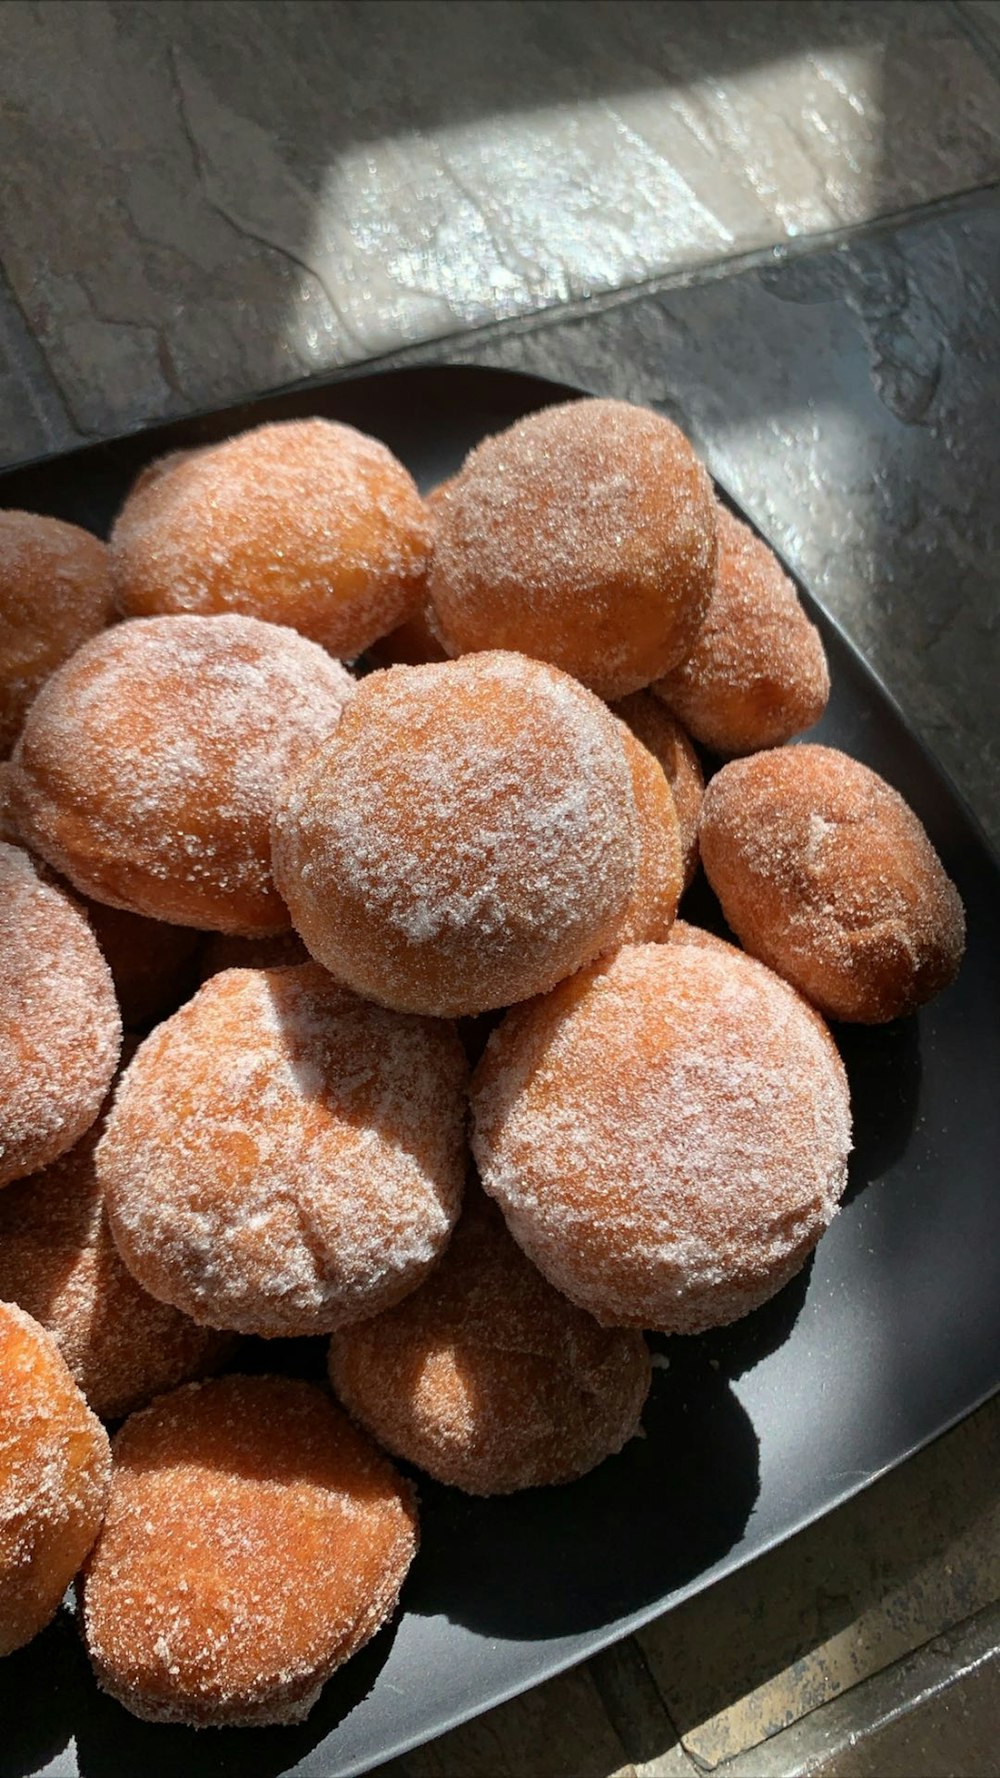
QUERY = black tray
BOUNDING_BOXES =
[2,366,999,1778]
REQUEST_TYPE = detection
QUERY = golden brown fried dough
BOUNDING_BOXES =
[699,744,965,1021]
[472,943,851,1333]
[79,1376,417,1726]
[330,1193,650,1494]
[273,652,640,1016]
[0,843,120,1187]
[8,615,354,934]
[0,511,114,756]
[429,399,717,697]
[111,419,432,657]
[0,1301,111,1655]
[98,964,467,1336]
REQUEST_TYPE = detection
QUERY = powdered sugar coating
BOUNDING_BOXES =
[0,843,121,1187]
[429,399,717,698]
[0,511,114,755]
[472,943,851,1334]
[611,692,704,889]
[653,508,830,756]
[330,1191,651,1495]
[8,614,355,933]
[0,1107,234,1420]
[98,964,467,1336]
[614,726,682,945]
[111,418,433,658]
[0,1300,111,1655]
[79,1375,418,1727]
[273,652,640,1017]
[700,744,966,1022]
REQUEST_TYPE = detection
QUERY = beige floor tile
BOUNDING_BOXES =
[637,1395,1000,1769]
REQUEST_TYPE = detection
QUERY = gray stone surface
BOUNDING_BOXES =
[1,0,1000,440]
[386,193,1000,849]
[0,264,78,463]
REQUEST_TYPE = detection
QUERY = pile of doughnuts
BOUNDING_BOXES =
[0,398,965,1729]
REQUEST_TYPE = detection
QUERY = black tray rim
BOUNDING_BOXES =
[2,359,998,1776]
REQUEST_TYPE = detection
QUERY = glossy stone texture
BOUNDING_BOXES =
[1,0,999,436]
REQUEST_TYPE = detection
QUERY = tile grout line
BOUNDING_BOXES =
[328,181,1000,386]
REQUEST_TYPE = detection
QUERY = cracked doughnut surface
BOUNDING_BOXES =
[98,964,467,1337]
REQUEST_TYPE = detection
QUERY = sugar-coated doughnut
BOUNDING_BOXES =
[98,964,467,1336]
[329,1192,651,1495]
[653,507,830,755]
[472,943,851,1333]
[85,900,202,1029]
[614,726,682,944]
[0,1301,111,1655]
[8,614,354,933]
[273,652,640,1017]
[79,1375,417,1726]
[428,400,717,698]
[0,843,121,1188]
[198,929,309,981]
[111,419,432,657]
[700,745,966,1022]
[0,1108,233,1420]
[0,511,114,756]
[611,692,704,888]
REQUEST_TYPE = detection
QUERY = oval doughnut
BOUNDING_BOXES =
[8,614,355,934]
[428,399,717,698]
[273,651,639,1017]
[471,942,851,1333]
[611,691,704,888]
[0,511,114,756]
[0,1301,111,1655]
[0,1106,234,1420]
[653,507,830,755]
[330,1192,651,1495]
[110,419,432,658]
[79,1375,418,1726]
[699,744,966,1022]
[97,964,467,1336]
[0,842,121,1188]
